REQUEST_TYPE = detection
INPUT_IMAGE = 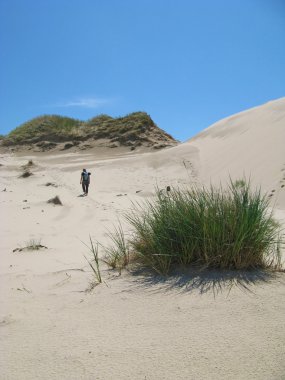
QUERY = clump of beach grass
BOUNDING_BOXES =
[102,223,130,274]
[107,179,283,276]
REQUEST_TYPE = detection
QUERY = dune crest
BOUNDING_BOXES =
[185,97,285,208]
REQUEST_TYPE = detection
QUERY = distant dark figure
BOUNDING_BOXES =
[80,168,91,196]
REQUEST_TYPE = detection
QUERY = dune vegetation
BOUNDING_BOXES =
[103,180,282,276]
[2,112,176,148]
[4,115,80,145]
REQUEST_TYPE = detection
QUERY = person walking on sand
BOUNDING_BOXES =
[80,168,91,196]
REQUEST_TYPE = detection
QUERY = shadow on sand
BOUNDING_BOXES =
[126,266,283,296]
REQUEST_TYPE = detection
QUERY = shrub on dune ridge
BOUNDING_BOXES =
[108,180,283,275]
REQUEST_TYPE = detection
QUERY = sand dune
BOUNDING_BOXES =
[189,97,285,209]
[0,98,285,379]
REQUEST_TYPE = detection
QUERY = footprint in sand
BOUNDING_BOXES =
[269,166,285,197]
[278,165,285,189]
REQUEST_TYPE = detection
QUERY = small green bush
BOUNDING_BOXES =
[111,180,282,275]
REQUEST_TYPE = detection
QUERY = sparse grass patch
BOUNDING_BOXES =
[105,179,283,276]
[83,236,102,284]
[13,239,48,252]
[25,238,43,250]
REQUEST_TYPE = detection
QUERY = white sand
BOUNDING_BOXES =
[1,98,285,379]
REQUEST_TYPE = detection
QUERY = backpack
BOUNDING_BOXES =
[83,171,89,181]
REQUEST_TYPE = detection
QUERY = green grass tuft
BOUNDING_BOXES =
[102,223,130,274]
[106,179,283,276]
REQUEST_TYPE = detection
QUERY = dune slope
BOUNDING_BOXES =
[188,97,285,208]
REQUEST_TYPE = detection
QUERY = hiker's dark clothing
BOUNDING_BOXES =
[82,181,89,194]
[81,171,90,195]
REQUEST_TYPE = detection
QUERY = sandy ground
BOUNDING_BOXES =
[1,98,285,379]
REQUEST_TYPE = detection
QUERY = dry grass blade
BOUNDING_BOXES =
[83,236,102,284]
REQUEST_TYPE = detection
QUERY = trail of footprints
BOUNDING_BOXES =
[182,159,199,181]
[281,164,285,188]
[268,164,285,198]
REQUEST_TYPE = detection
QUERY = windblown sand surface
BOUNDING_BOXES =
[1,98,285,379]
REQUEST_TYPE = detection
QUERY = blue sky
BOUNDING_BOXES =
[0,0,284,141]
